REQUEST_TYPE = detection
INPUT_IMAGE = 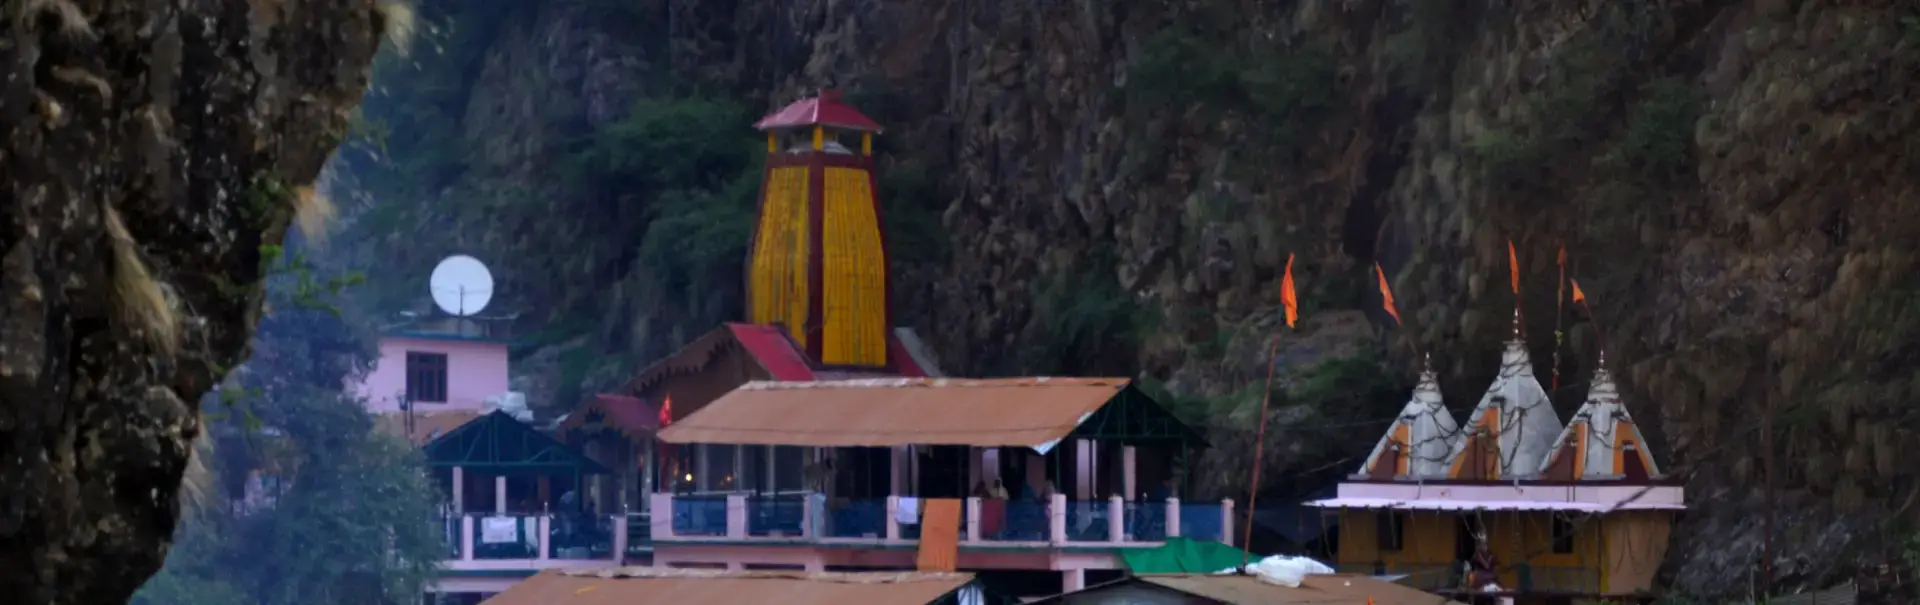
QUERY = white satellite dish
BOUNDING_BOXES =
[429,254,494,316]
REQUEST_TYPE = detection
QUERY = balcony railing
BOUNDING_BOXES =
[646,493,1237,548]
[437,512,634,566]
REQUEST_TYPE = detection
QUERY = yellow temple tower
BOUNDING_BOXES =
[745,90,892,368]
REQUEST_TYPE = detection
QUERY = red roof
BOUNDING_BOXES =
[753,89,883,133]
[725,324,817,380]
[724,323,930,379]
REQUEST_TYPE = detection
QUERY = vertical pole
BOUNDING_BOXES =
[1763,389,1775,595]
[1242,335,1282,565]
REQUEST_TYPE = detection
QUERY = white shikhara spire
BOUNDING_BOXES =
[1449,310,1564,479]
[1538,350,1665,479]
[1358,354,1465,479]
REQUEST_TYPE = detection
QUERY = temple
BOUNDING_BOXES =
[1358,355,1464,480]
[1538,352,1662,481]
[549,91,1217,601]
[748,89,893,368]
[1311,309,1683,604]
[1448,312,1565,480]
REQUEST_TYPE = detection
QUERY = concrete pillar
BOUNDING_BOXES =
[1063,568,1086,592]
[1048,493,1067,544]
[1123,446,1137,500]
[459,516,475,561]
[966,497,982,542]
[640,439,654,512]
[1221,499,1236,547]
[494,475,507,514]
[891,447,908,495]
[725,493,747,539]
[537,516,551,560]
[696,445,711,492]
[967,447,981,489]
[451,466,465,515]
[1108,495,1125,542]
[612,513,629,563]
[885,495,901,540]
[1167,497,1182,537]
[649,493,675,540]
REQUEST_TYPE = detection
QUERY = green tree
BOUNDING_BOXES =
[134,253,442,605]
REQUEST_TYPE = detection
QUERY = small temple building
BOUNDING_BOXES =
[558,90,1220,600]
[1311,311,1683,604]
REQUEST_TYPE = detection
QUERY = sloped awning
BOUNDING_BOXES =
[559,393,659,438]
[656,377,1201,450]
[422,410,609,475]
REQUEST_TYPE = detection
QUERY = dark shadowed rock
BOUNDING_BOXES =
[0,0,386,602]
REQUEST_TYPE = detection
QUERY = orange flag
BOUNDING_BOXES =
[1375,263,1401,325]
[1570,279,1587,304]
[1280,254,1298,328]
[1508,239,1521,294]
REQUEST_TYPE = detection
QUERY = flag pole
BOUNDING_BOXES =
[1242,254,1297,567]
[1551,243,1566,391]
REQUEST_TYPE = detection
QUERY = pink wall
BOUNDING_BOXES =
[354,336,511,414]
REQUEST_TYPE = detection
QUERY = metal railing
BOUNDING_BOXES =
[646,493,1239,547]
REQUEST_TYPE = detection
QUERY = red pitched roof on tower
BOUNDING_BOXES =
[753,89,884,133]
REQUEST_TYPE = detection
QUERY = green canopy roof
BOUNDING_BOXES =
[1119,537,1255,574]
[422,410,609,475]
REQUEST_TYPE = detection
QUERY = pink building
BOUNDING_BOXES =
[354,332,511,414]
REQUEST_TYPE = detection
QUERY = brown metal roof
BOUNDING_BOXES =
[1137,574,1466,605]
[480,567,975,605]
[655,377,1131,447]
[373,411,483,446]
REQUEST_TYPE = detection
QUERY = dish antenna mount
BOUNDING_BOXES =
[429,254,494,316]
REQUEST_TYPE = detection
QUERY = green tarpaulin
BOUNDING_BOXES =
[1120,537,1255,574]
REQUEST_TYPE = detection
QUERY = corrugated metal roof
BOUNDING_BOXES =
[373,411,483,446]
[480,567,973,605]
[656,378,1130,447]
[1138,574,1465,605]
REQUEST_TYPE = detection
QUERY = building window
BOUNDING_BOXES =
[406,352,448,404]
[1377,512,1406,552]
[1551,514,1578,554]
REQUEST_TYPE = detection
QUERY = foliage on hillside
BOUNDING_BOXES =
[332,2,950,409]
[133,258,440,605]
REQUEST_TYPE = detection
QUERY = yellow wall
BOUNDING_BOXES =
[1600,511,1672,595]
[1337,509,1457,569]
[1336,509,1662,596]
[748,167,811,346]
[819,166,888,366]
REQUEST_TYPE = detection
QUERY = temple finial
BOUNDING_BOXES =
[1597,348,1607,369]
[1511,309,1522,340]
[1422,352,1432,372]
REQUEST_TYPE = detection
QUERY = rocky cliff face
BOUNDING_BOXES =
[342,0,1920,598]
[0,1,389,603]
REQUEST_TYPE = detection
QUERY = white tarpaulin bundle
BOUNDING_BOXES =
[1215,555,1336,588]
